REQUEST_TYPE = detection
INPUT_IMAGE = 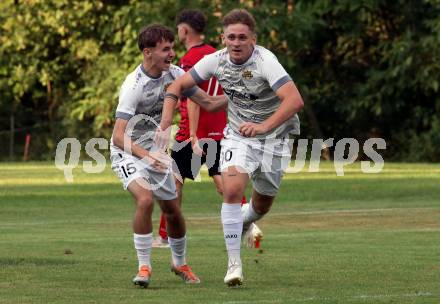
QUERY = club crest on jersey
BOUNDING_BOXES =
[242,70,253,80]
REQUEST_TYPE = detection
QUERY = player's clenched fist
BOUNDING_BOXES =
[239,122,268,137]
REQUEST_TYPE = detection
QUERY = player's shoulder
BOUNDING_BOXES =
[253,45,279,63]
[168,64,185,78]
[191,48,225,71]
[201,48,227,66]
[169,63,183,73]
[121,64,144,92]
[215,47,228,58]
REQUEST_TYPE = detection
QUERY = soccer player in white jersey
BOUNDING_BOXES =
[158,9,304,286]
[110,24,226,288]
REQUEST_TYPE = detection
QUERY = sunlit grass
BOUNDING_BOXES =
[0,161,439,303]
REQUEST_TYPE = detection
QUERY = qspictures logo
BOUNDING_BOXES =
[54,114,386,189]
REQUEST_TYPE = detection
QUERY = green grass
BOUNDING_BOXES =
[0,161,439,304]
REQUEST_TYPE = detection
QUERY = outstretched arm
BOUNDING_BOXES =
[160,72,227,130]
[189,89,227,112]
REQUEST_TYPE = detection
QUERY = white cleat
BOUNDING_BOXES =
[224,262,243,287]
[244,223,263,249]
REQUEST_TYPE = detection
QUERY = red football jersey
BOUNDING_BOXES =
[175,44,227,141]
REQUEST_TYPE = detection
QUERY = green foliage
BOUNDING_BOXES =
[0,0,439,161]
[250,0,440,161]
[232,0,439,161]
[395,116,440,162]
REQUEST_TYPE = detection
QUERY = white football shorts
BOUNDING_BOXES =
[219,132,293,196]
[110,151,177,201]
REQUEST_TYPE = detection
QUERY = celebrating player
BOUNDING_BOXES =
[153,9,258,250]
[158,9,304,286]
[110,24,225,288]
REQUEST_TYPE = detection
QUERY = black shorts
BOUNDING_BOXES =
[171,139,222,180]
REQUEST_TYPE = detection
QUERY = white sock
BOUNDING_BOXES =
[242,199,263,232]
[133,233,153,269]
[168,236,186,267]
[221,203,242,265]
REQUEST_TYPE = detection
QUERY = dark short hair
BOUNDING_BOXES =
[222,9,256,32]
[138,24,174,51]
[176,9,207,33]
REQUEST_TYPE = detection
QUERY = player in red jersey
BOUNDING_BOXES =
[153,10,256,248]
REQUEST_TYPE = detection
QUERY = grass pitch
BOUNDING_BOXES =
[0,161,439,303]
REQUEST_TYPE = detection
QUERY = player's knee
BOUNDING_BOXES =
[223,186,244,203]
[253,203,270,215]
[163,207,182,224]
[161,201,181,217]
[163,212,177,224]
[136,196,153,212]
[252,194,274,215]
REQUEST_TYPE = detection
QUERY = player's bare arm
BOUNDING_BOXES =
[239,81,304,137]
[112,118,171,170]
[187,99,200,140]
[187,99,204,156]
[160,72,227,130]
[190,89,227,112]
[159,72,197,131]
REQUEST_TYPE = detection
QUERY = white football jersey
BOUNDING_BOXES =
[111,64,194,152]
[190,45,300,139]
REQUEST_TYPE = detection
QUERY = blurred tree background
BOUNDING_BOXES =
[0,0,439,161]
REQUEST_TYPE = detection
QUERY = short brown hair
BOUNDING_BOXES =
[177,9,207,33]
[222,9,256,32]
[138,24,174,51]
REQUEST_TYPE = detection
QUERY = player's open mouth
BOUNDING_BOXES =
[164,59,172,64]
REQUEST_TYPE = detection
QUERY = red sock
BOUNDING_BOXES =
[158,213,167,240]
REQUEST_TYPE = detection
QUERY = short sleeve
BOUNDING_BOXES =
[261,53,292,92]
[190,53,218,84]
[169,65,198,98]
[115,74,141,120]
[173,66,186,78]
